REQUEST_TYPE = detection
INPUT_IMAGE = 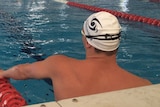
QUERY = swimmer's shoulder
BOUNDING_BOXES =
[46,54,76,61]
[120,69,152,86]
[45,54,82,67]
[142,78,152,85]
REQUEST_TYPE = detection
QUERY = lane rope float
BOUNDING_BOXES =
[0,78,26,107]
[55,0,160,27]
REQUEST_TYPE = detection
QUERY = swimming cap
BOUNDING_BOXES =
[83,11,121,51]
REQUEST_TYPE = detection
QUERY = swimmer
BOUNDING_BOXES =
[0,11,151,101]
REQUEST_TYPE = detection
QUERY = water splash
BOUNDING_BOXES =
[53,0,68,4]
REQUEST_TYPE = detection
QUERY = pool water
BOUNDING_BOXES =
[0,0,160,105]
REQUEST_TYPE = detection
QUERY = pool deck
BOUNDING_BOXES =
[24,84,160,107]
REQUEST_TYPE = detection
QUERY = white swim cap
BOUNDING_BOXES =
[83,11,121,51]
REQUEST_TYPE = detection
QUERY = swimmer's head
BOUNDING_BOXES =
[83,11,121,51]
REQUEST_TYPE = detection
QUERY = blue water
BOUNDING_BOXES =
[0,0,160,105]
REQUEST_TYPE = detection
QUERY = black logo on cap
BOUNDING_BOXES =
[89,18,102,32]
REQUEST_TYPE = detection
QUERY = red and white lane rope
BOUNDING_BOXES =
[67,1,160,27]
[0,78,26,107]
[55,0,160,27]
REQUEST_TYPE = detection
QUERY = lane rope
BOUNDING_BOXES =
[0,78,27,107]
[55,0,160,27]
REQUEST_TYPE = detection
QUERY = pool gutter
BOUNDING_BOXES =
[24,84,160,107]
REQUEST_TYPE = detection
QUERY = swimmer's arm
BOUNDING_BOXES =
[1,62,47,80]
[0,63,32,80]
[1,56,60,80]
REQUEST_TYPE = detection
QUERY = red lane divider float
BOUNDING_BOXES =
[0,78,27,107]
[67,1,160,27]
